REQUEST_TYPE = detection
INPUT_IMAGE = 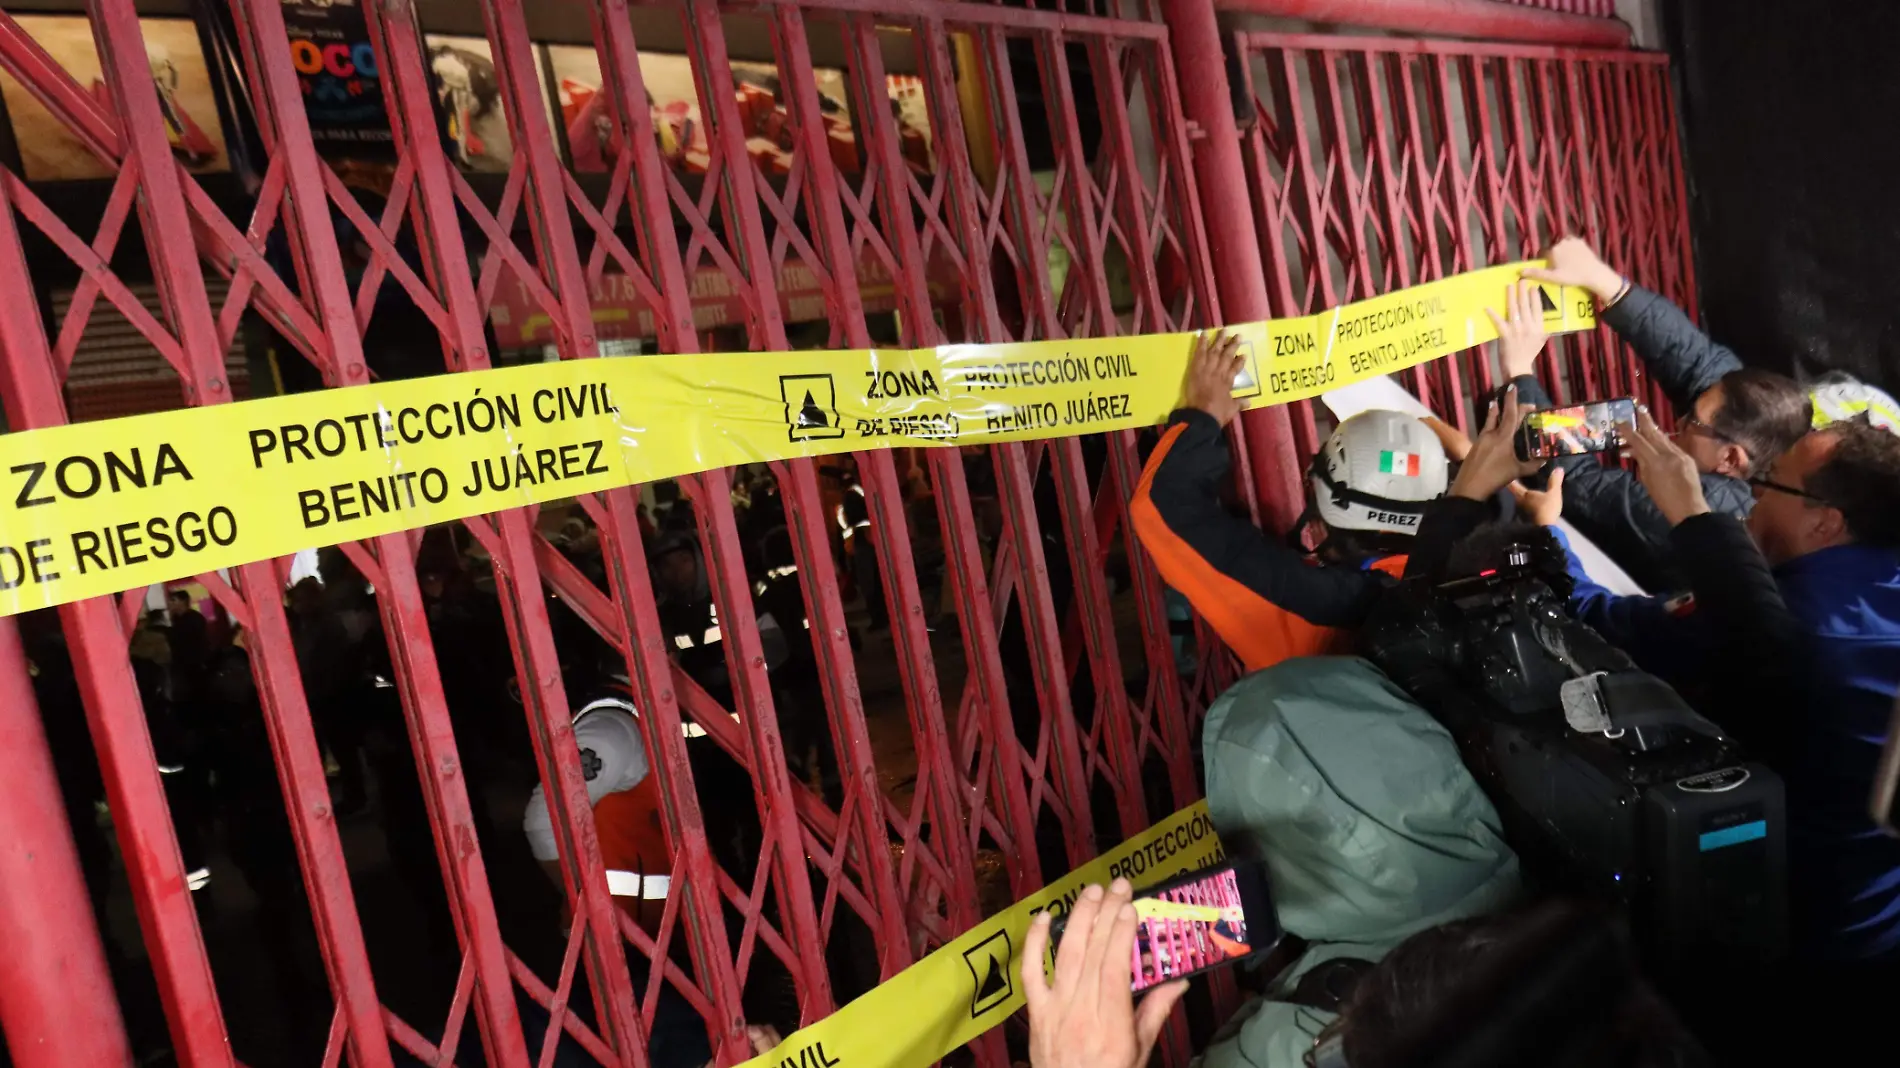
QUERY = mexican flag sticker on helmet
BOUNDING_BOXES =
[1379,450,1422,476]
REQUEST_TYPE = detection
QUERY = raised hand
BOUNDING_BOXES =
[1521,236,1625,305]
[1180,331,1247,428]
[1622,408,1711,526]
[1487,280,1551,381]
[1452,385,1549,503]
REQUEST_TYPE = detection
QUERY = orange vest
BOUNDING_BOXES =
[594,776,669,878]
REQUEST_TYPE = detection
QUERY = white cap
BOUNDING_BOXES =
[1310,410,1448,535]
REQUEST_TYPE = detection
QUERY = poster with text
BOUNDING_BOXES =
[282,0,393,162]
[0,15,229,181]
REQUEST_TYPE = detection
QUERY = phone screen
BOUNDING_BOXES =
[1517,398,1637,459]
[1051,862,1279,992]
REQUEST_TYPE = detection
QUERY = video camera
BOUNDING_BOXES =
[1360,529,1787,971]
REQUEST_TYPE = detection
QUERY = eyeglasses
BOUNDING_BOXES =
[1748,476,1830,505]
[1676,415,1735,444]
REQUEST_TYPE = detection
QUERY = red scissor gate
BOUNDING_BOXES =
[0,1,1686,1066]
[1232,23,1697,466]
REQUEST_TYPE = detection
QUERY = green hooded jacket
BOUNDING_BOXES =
[1195,657,1523,1068]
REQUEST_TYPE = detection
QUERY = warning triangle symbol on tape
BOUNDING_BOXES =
[798,391,830,429]
[976,954,1008,1002]
[1538,285,1561,318]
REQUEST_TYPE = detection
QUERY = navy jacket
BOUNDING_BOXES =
[1561,515,1900,961]
[1516,285,1754,592]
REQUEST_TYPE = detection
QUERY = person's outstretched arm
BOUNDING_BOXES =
[1524,238,1741,407]
[1131,408,1386,669]
[1129,334,1387,672]
[1495,265,1703,585]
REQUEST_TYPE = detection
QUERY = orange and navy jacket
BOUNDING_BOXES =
[1130,409,1407,673]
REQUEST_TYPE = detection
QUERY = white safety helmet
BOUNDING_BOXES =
[1309,410,1449,536]
[1809,373,1899,433]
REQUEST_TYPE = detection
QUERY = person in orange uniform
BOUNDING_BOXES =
[523,687,711,1067]
[1131,301,1549,672]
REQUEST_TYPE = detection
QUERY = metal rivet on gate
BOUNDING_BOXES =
[208,377,224,393]
[314,803,330,820]
[347,363,366,379]
[440,755,458,774]
[581,335,594,348]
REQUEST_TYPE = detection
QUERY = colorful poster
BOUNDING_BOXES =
[548,44,935,180]
[0,15,229,181]
[425,35,514,173]
[281,0,392,161]
[423,35,562,173]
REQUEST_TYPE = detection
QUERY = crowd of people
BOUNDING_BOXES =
[18,233,1900,1066]
[1027,236,1899,1066]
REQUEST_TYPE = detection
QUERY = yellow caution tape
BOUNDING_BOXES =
[738,800,1226,1068]
[0,262,1593,616]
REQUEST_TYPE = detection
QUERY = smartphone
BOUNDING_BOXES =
[1514,398,1638,460]
[1050,861,1280,992]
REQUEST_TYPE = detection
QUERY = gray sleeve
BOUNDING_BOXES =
[1599,286,1742,407]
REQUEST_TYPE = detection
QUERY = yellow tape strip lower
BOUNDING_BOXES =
[737,801,1225,1068]
[0,263,1593,616]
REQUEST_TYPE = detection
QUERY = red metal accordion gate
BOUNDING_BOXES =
[0,1,1683,1067]
[1230,29,1695,461]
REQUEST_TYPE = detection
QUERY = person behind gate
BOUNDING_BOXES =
[1129,295,1555,669]
[522,685,713,1068]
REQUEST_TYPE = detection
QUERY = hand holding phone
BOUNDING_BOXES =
[1023,881,1187,1068]
[1049,861,1279,992]
[1515,398,1638,461]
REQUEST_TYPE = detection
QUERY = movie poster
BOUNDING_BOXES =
[423,35,512,172]
[0,15,229,182]
[547,44,935,180]
[422,35,562,174]
[281,0,392,162]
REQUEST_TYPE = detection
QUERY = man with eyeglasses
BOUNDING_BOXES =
[1554,412,1900,969]
[1515,238,1813,591]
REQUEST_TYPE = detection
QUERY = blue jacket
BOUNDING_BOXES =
[1560,517,1900,961]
